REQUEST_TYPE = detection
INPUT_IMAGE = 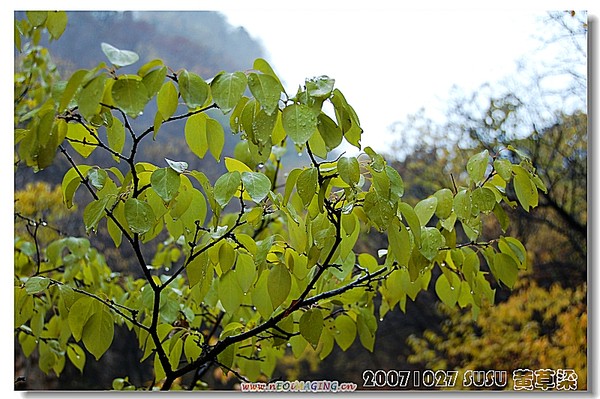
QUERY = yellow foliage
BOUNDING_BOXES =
[15,182,72,244]
[15,181,69,220]
[407,280,587,390]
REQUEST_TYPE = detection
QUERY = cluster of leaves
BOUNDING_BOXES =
[14,11,545,390]
[407,279,587,390]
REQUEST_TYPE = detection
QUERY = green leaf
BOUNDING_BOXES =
[68,297,96,342]
[179,70,209,109]
[513,165,538,211]
[206,117,225,161]
[77,75,106,121]
[235,253,256,293]
[241,171,271,203]
[46,11,68,39]
[185,113,209,159]
[334,315,357,351]
[101,42,139,67]
[124,198,155,234]
[214,171,241,208]
[168,335,184,369]
[472,187,496,214]
[218,241,236,274]
[296,167,318,207]
[82,307,114,360]
[433,188,453,219]
[27,11,47,27]
[493,202,510,232]
[388,221,411,267]
[184,334,203,363]
[419,227,445,261]
[247,72,281,115]
[386,165,405,199]
[338,157,360,187]
[87,168,108,190]
[398,202,421,246]
[494,158,513,181]
[466,149,489,184]
[282,104,317,145]
[59,69,88,112]
[151,167,181,202]
[184,114,225,162]
[357,309,377,352]
[267,264,291,309]
[67,123,98,158]
[67,343,86,373]
[187,252,209,288]
[83,196,110,233]
[136,59,163,78]
[218,271,242,313]
[225,157,253,174]
[107,118,125,161]
[331,89,361,148]
[317,112,342,151]
[499,236,527,270]
[157,81,179,120]
[112,77,149,118]
[24,276,51,294]
[210,71,247,114]
[306,75,335,99]
[142,67,166,99]
[252,271,274,319]
[61,165,91,208]
[492,252,519,289]
[453,189,472,220]
[414,197,438,226]
[363,191,395,231]
[435,273,460,307]
[107,203,124,247]
[299,309,324,349]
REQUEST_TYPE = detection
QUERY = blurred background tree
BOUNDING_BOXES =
[383,10,587,390]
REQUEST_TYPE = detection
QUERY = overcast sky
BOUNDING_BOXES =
[218,7,564,152]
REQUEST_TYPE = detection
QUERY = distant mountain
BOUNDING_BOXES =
[46,11,265,77]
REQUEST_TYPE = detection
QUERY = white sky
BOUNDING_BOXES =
[216,4,590,152]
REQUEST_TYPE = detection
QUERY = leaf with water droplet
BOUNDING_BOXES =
[453,189,472,220]
[282,104,317,145]
[112,77,149,118]
[124,198,155,234]
[419,227,445,261]
[435,273,460,307]
[179,70,209,109]
[296,167,318,207]
[334,314,357,351]
[241,171,271,203]
[247,72,281,116]
[150,167,180,202]
[214,171,241,208]
[211,71,247,114]
[433,188,453,219]
[466,149,490,184]
[414,196,438,226]
[338,156,360,187]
